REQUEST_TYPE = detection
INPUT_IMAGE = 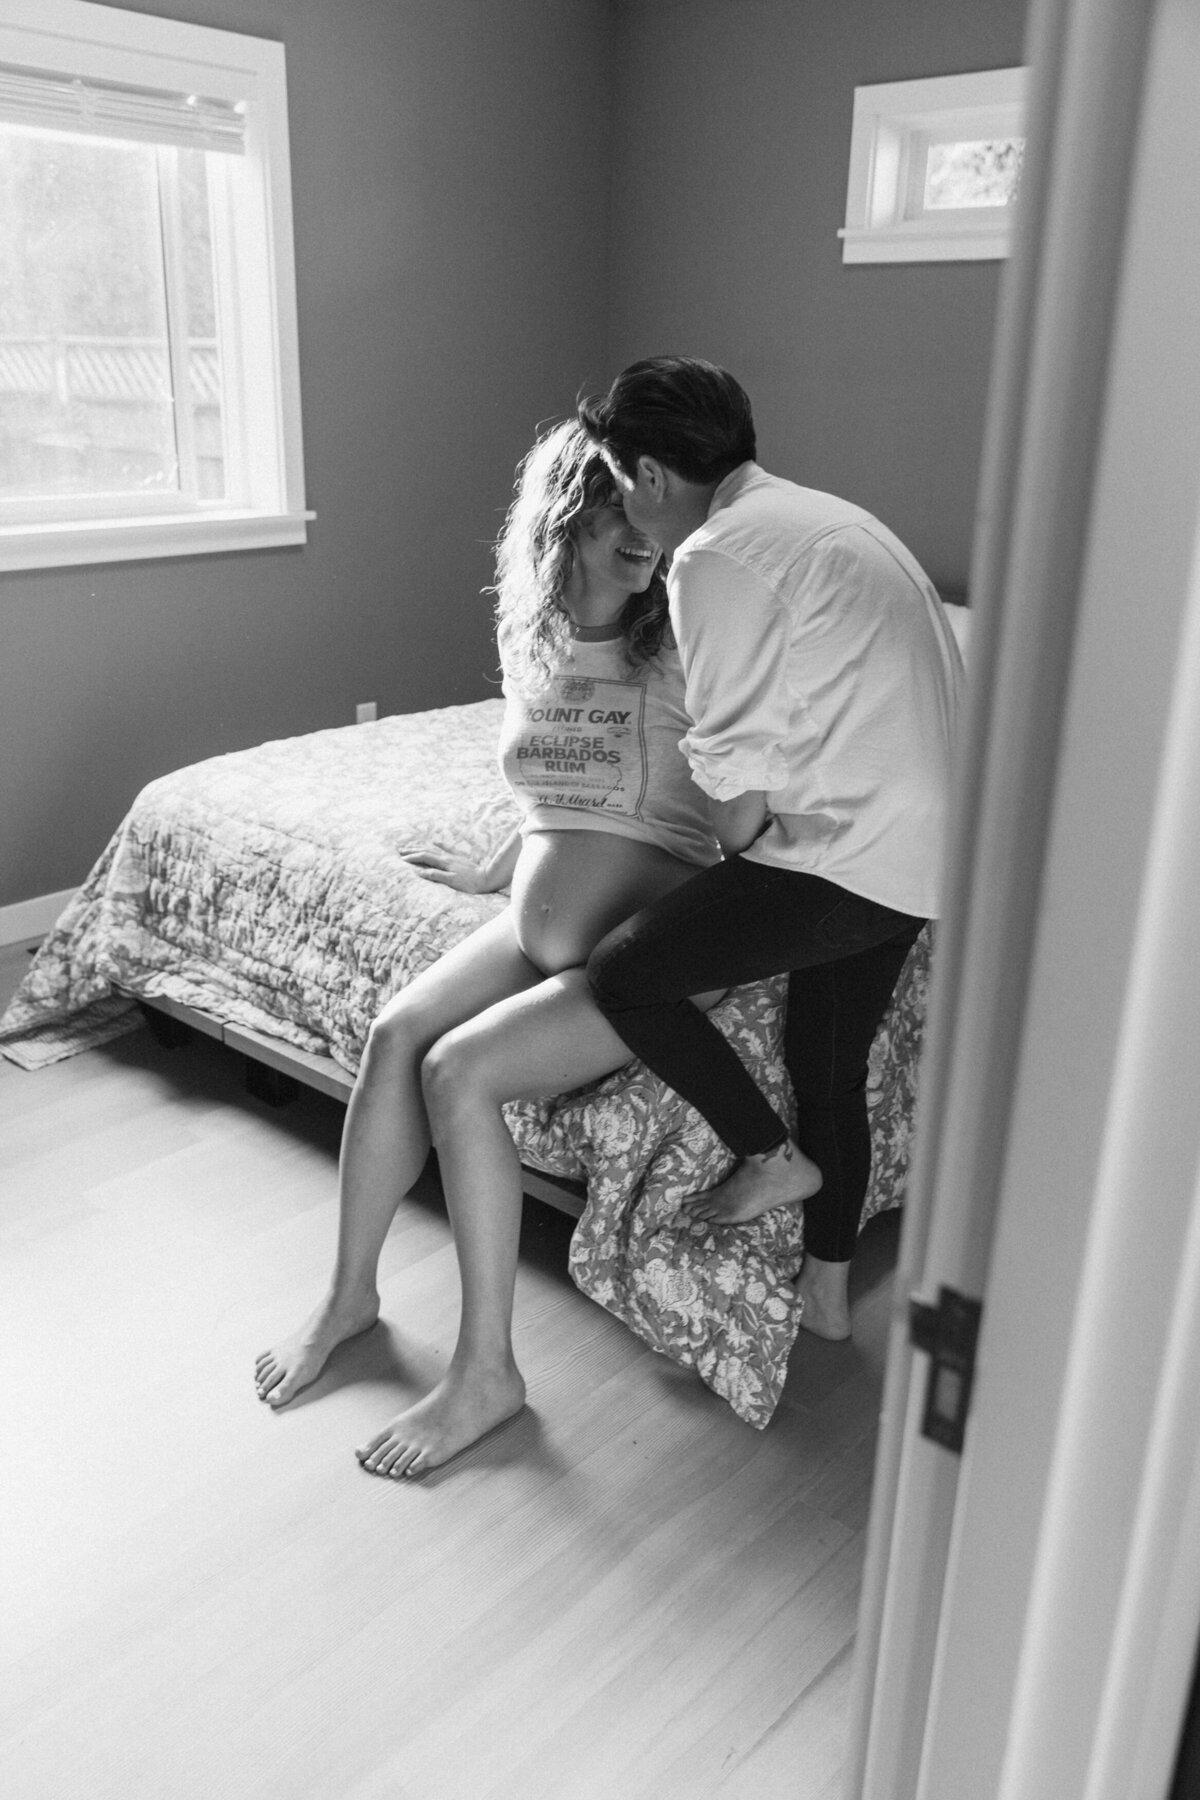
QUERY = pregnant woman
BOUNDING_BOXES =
[254,422,719,1475]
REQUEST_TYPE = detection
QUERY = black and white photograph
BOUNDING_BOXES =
[2,1,1198,1796]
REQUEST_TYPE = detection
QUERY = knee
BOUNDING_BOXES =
[586,923,641,1012]
[418,1030,481,1126]
[362,993,425,1073]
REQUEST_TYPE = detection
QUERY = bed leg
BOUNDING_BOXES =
[244,1057,300,1108]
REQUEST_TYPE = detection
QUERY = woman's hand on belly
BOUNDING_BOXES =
[510,830,698,974]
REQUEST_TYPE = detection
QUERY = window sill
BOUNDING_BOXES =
[838,223,1012,264]
[0,509,315,573]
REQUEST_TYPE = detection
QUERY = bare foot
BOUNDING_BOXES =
[355,1361,526,1480]
[255,1290,380,1407]
[796,1255,852,1341]
[682,1138,822,1226]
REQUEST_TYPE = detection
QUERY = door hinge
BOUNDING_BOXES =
[908,1285,983,1455]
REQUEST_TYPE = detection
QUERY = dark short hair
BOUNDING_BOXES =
[578,356,756,485]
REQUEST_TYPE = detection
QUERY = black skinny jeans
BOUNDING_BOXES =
[586,856,924,1262]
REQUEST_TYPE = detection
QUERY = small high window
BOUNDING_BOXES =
[0,0,309,571]
[840,68,1029,265]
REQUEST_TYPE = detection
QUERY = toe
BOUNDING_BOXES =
[359,1431,402,1474]
[682,1196,718,1222]
[374,1440,406,1476]
[698,1200,732,1224]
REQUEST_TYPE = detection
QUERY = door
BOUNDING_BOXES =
[845,0,1200,1795]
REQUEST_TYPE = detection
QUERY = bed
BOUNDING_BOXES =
[0,697,935,1429]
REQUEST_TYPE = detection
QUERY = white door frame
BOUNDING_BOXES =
[846,0,1200,1794]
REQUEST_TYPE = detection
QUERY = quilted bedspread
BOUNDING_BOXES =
[1,700,932,1427]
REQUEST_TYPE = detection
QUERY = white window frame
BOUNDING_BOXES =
[840,67,1028,265]
[0,0,311,572]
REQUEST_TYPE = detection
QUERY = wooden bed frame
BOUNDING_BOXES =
[127,989,588,1220]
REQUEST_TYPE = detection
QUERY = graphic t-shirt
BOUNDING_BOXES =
[499,631,718,869]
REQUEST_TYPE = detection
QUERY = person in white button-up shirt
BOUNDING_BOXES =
[582,357,964,1343]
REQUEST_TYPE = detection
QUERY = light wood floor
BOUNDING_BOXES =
[0,940,900,1800]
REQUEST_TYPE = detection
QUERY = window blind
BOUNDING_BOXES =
[0,63,245,154]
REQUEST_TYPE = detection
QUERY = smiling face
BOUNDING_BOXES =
[567,495,662,612]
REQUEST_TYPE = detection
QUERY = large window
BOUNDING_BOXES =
[0,0,309,570]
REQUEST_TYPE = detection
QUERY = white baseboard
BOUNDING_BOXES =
[0,887,78,947]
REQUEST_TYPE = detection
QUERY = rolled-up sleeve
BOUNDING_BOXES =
[671,548,792,800]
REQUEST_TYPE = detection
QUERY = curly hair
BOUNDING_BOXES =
[492,420,670,696]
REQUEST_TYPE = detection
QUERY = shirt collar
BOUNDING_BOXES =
[706,460,762,520]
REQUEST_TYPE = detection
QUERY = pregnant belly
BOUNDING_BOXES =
[510,828,698,975]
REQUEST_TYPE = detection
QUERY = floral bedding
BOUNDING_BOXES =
[0,699,931,1428]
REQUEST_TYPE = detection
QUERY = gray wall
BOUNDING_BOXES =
[2,0,1026,908]
[1,0,614,906]
[607,0,1028,593]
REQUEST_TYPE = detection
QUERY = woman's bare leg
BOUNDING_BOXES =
[354,969,635,1477]
[254,910,542,1406]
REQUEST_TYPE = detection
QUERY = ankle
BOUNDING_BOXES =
[751,1137,795,1168]
[325,1277,380,1317]
[448,1340,521,1385]
[801,1254,850,1299]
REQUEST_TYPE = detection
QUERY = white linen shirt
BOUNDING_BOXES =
[669,463,964,919]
